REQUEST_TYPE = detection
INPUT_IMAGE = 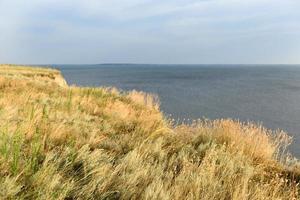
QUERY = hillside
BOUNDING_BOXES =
[0,64,299,200]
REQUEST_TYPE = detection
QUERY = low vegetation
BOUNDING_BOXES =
[0,64,299,199]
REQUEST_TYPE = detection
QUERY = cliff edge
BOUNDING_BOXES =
[0,65,299,200]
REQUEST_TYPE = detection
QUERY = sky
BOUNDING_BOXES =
[0,0,299,64]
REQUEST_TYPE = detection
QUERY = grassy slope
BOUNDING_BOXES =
[0,64,299,200]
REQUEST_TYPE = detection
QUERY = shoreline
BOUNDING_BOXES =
[0,64,299,199]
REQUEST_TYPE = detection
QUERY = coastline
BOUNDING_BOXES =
[0,64,299,199]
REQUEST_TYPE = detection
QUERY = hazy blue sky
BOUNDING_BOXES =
[0,0,299,64]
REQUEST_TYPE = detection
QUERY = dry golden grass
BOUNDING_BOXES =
[0,64,299,199]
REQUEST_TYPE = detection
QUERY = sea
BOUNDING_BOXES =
[54,64,300,157]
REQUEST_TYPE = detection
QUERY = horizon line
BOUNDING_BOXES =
[4,63,300,66]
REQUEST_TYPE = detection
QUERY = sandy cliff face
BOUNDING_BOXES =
[53,72,67,87]
[0,64,68,87]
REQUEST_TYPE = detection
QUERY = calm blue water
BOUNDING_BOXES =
[55,64,300,156]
